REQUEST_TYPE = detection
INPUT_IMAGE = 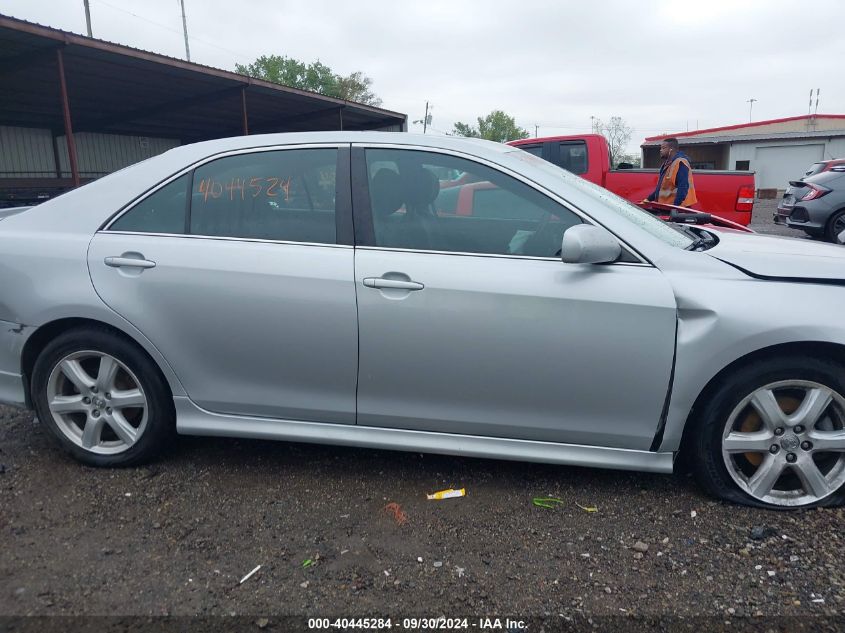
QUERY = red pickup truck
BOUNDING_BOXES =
[508,134,756,226]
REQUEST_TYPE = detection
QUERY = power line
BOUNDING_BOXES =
[90,0,253,62]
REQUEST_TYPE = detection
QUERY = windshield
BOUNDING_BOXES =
[508,149,694,249]
[804,162,826,178]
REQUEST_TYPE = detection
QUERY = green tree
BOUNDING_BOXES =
[235,55,382,106]
[451,110,529,143]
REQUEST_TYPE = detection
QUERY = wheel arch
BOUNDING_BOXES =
[676,341,845,457]
[21,317,185,408]
[825,207,845,241]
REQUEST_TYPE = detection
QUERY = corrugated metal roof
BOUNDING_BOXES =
[644,114,845,142]
[641,129,845,147]
[0,13,406,141]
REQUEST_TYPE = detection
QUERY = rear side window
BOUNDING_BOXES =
[190,149,337,243]
[110,148,338,245]
[557,142,587,174]
[110,174,188,234]
[804,162,826,177]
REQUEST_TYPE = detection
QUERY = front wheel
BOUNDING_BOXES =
[31,327,175,467]
[691,356,845,508]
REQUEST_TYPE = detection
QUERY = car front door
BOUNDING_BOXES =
[352,145,678,450]
[88,145,358,424]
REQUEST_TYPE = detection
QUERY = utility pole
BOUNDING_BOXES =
[747,98,757,122]
[535,125,539,138]
[412,102,432,133]
[180,0,191,62]
[83,0,92,36]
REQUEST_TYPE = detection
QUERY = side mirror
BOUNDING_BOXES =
[561,224,622,264]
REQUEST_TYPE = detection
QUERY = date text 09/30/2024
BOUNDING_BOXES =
[307,618,528,630]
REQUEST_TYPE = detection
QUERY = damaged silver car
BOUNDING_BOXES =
[1,132,844,509]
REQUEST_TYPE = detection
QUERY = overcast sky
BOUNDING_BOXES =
[2,0,844,152]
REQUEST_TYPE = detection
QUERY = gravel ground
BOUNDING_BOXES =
[749,198,796,237]
[1,201,843,626]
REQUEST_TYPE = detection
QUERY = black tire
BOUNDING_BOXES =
[689,355,845,509]
[824,209,845,244]
[31,326,175,467]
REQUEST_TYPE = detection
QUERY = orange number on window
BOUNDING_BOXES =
[197,178,211,202]
[249,177,263,198]
[226,177,245,201]
[266,177,279,196]
[279,177,292,202]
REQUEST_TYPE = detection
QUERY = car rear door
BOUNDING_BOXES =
[351,144,678,450]
[87,144,358,424]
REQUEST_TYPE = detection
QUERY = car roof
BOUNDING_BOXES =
[162,131,515,165]
[803,169,845,186]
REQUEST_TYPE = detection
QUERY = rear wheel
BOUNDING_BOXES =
[692,356,845,508]
[824,209,845,243]
[31,328,174,467]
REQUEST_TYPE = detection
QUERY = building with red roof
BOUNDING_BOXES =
[641,115,845,191]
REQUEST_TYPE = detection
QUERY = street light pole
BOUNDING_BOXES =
[747,98,757,122]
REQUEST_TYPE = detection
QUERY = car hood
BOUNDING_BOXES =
[706,231,845,283]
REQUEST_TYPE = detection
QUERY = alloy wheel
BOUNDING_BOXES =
[722,380,845,507]
[46,351,148,455]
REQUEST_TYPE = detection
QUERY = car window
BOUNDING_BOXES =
[804,162,826,178]
[517,144,543,157]
[508,149,694,249]
[110,174,188,234]
[365,148,582,257]
[558,142,588,174]
[189,148,337,244]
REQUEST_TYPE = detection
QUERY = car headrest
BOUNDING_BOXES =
[370,168,404,217]
[402,166,439,209]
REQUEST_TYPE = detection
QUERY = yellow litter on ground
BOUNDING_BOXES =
[426,488,466,500]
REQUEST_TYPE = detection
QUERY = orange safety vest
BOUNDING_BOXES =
[657,155,697,207]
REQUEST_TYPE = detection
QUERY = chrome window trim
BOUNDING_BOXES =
[352,142,652,266]
[98,230,354,250]
[354,245,651,266]
[102,142,348,235]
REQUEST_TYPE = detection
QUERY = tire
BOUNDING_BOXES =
[690,355,845,509]
[31,327,175,467]
[824,209,845,244]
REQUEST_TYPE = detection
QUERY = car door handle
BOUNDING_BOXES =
[104,256,156,269]
[363,277,424,291]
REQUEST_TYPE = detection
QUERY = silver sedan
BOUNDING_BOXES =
[1,132,844,510]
